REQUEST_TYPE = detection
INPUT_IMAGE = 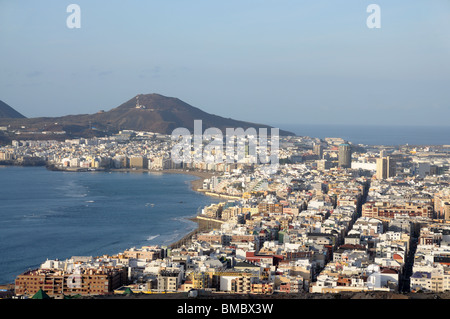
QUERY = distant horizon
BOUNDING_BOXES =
[0,92,450,134]
[276,122,450,146]
[1,1,449,127]
[274,122,450,128]
[2,94,450,130]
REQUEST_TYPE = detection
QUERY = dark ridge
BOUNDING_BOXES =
[0,100,26,119]
[0,93,295,139]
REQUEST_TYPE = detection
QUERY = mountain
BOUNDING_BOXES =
[0,94,295,139]
[0,100,26,119]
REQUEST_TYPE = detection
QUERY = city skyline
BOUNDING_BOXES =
[3,131,450,299]
[3,1,450,305]
[1,1,450,127]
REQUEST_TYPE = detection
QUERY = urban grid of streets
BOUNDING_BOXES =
[3,129,450,297]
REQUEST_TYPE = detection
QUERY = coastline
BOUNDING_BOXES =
[109,169,231,258]
[147,169,218,249]
[85,168,220,251]
[111,168,215,192]
[0,166,220,287]
[45,164,216,193]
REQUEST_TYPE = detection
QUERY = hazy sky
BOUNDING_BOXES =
[1,0,449,127]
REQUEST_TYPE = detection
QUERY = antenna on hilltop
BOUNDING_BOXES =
[135,95,145,109]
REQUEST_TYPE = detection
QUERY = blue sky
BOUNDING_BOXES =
[1,0,449,127]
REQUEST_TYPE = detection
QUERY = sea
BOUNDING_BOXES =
[1,124,449,285]
[0,166,219,285]
[277,124,450,146]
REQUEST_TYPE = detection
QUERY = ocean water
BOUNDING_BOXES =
[278,124,450,146]
[0,166,219,284]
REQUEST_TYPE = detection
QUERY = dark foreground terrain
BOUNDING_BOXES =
[84,291,450,300]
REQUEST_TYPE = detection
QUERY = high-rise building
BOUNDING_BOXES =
[313,144,323,159]
[338,144,352,168]
[434,191,450,220]
[316,159,332,171]
[376,156,396,179]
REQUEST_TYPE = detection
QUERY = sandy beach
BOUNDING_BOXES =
[112,168,215,192]
[1,167,219,286]
[109,168,220,249]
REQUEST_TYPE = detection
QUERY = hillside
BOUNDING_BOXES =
[0,94,295,139]
[0,100,26,119]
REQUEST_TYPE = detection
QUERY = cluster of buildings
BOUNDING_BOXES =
[409,223,450,292]
[5,130,450,297]
[1,131,178,171]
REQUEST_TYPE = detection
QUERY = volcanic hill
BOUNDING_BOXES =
[0,100,26,119]
[0,94,295,139]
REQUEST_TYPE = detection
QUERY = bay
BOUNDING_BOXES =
[0,166,218,284]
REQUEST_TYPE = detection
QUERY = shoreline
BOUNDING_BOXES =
[46,164,217,193]
[66,167,222,246]
[0,166,220,287]
[132,168,216,193]
[105,169,226,266]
